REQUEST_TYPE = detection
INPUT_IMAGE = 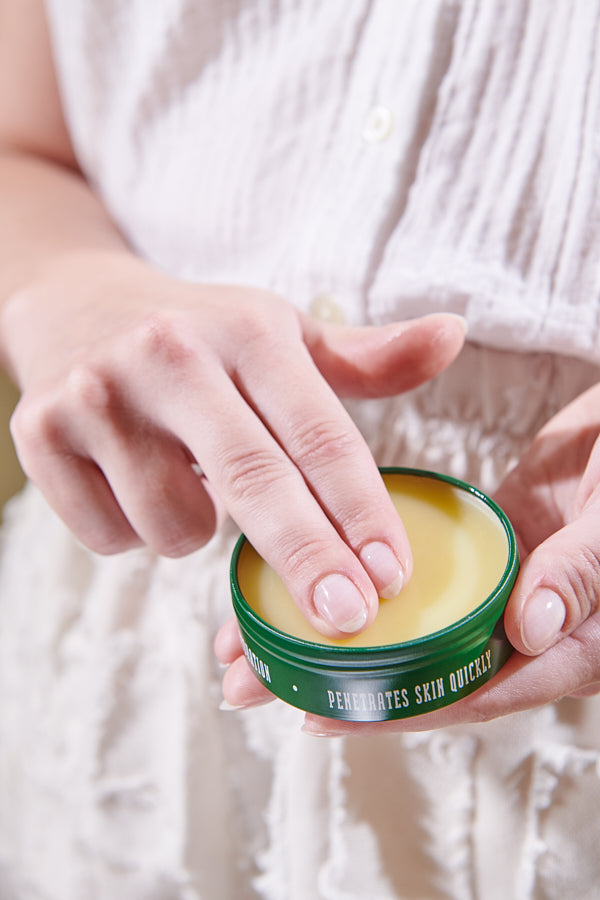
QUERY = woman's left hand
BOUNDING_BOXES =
[215,383,600,730]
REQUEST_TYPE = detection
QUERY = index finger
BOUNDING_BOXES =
[197,361,408,637]
[142,320,409,638]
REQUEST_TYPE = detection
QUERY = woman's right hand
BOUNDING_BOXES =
[3,252,466,637]
[0,0,466,639]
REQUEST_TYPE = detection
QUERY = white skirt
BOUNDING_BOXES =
[1,344,599,900]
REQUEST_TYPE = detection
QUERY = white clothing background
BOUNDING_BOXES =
[0,1,599,898]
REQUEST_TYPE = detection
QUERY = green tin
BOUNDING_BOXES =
[230,468,519,722]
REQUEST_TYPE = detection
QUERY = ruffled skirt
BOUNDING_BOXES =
[1,344,599,900]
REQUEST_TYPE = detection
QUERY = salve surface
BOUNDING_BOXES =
[237,472,510,647]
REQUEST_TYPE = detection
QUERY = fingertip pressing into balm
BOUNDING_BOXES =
[312,541,405,634]
[230,468,519,722]
[312,573,369,633]
[359,540,405,600]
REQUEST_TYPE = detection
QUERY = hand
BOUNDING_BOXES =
[217,382,600,724]
[3,251,466,639]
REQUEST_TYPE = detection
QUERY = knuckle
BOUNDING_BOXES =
[83,526,142,556]
[234,298,299,366]
[569,543,600,620]
[570,615,600,683]
[236,291,285,333]
[132,312,196,371]
[234,300,272,340]
[151,519,215,558]
[152,533,195,558]
[10,363,122,462]
[8,400,36,450]
[158,540,198,559]
[64,361,117,413]
[10,395,65,461]
[234,321,276,370]
[289,418,357,471]
[132,465,218,557]
[219,446,292,509]
[274,533,339,582]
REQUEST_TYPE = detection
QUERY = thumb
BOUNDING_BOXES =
[301,312,467,398]
[504,504,600,656]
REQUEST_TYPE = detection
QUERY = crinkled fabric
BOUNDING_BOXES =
[44,0,600,360]
[1,347,600,899]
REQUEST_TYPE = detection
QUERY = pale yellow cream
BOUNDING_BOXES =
[237,472,509,647]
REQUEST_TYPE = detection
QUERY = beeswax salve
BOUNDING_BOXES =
[230,468,519,721]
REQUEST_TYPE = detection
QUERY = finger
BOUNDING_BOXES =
[237,339,412,593]
[301,655,526,737]
[302,312,467,398]
[11,398,143,553]
[11,365,220,555]
[214,617,243,665]
[30,454,143,554]
[92,437,218,557]
[568,683,600,698]
[60,365,220,555]
[220,655,275,709]
[504,504,600,656]
[164,368,402,638]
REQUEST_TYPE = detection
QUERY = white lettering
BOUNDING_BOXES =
[449,650,494,695]
[240,637,271,683]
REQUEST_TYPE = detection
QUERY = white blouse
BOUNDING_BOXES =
[45,0,600,359]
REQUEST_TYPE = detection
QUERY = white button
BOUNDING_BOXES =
[362,105,394,143]
[309,293,346,324]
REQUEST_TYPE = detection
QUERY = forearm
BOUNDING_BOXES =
[0,149,135,380]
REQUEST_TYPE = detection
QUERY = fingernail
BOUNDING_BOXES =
[447,313,469,335]
[313,573,368,633]
[521,588,566,653]
[301,724,346,738]
[219,698,272,712]
[359,541,404,599]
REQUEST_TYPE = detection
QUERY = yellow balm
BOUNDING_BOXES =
[237,472,509,647]
[230,467,519,721]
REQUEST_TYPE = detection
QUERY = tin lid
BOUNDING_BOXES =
[230,468,519,721]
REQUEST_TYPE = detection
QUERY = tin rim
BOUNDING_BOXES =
[230,467,519,670]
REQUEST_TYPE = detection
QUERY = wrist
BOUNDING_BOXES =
[0,249,160,388]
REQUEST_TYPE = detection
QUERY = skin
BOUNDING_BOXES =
[0,0,466,640]
[1,1,599,731]
[217,384,600,728]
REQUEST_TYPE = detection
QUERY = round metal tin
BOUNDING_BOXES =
[230,468,519,721]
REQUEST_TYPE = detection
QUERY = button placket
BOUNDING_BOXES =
[362,105,394,143]
[309,293,346,324]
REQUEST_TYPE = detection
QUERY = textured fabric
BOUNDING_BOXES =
[45,0,600,357]
[1,1,600,897]
[2,348,600,900]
